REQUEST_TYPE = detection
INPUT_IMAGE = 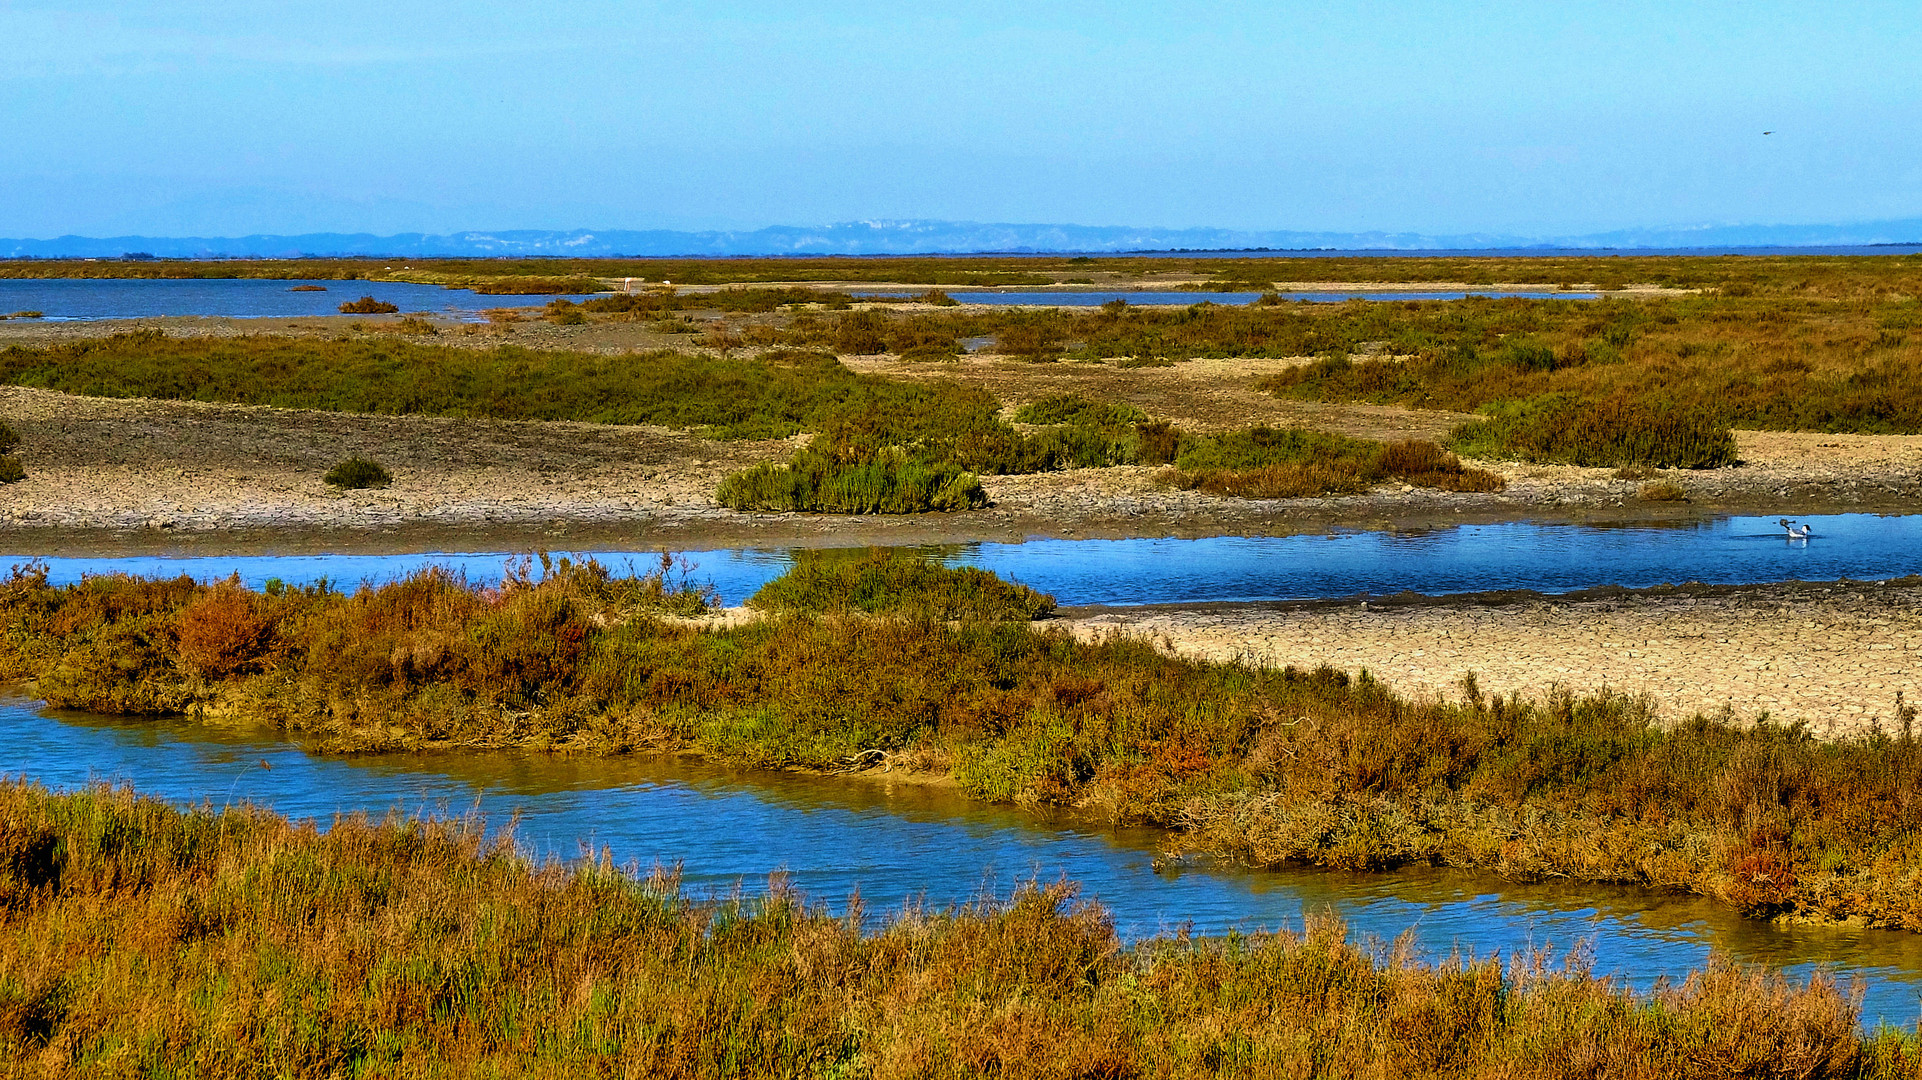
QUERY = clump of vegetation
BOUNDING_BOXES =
[6,782,1905,1078]
[1012,393,1146,429]
[543,298,588,325]
[0,310,46,319]
[747,547,1055,621]
[1640,479,1689,501]
[1167,428,1504,498]
[337,296,399,314]
[470,276,606,295]
[392,315,437,335]
[1447,394,1738,469]
[918,288,960,306]
[322,456,391,489]
[287,284,328,292]
[716,445,986,513]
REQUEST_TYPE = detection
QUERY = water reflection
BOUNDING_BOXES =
[9,698,1922,1026]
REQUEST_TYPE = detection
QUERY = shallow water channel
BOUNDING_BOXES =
[8,696,1922,1026]
[17,514,1922,607]
[0,278,594,321]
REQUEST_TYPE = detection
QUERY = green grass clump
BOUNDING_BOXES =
[336,296,398,314]
[0,457,22,484]
[0,421,17,455]
[1013,393,1147,429]
[322,456,391,489]
[1168,428,1505,498]
[1447,394,1738,469]
[716,445,986,513]
[747,547,1054,620]
[7,783,1905,1078]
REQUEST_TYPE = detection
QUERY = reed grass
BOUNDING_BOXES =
[9,782,1910,1078]
[8,562,1922,929]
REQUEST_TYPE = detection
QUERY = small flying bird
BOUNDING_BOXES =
[1763,131,1774,135]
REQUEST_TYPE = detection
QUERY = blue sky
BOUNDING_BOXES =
[3,1,1917,238]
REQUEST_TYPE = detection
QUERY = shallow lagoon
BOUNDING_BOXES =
[0,278,595,321]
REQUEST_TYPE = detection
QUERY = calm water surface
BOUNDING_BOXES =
[15,514,1920,607]
[6,697,1920,1026]
[0,278,594,321]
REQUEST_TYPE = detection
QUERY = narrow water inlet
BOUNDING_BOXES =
[10,697,1922,1028]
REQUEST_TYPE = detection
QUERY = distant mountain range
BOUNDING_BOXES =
[3,218,1921,259]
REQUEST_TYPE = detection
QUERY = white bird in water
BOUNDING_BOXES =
[1779,518,1814,539]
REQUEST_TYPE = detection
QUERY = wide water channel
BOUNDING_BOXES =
[17,514,1922,607]
[0,278,595,321]
[8,696,1922,1025]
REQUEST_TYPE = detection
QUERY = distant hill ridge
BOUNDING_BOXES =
[4,218,1921,259]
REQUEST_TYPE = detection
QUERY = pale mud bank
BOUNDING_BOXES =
[1063,581,1922,738]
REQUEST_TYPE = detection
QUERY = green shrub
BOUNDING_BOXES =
[0,421,17,455]
[716,445,986,513]
[0,456,21,484]
[918,289,960,306]
[1012,394,1146,430]
[323,456,391,489]
[337,296,398,314]
[1169,428,1504,498]
[748,548,1054,620]
[1448,394,1738,469]
[544,299,588,325]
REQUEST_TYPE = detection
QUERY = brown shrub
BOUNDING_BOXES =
[173,584,273,678]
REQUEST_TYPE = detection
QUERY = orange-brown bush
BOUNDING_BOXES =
[172,582,273,678]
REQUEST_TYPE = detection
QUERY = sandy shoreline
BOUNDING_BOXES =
[1063,579,1922,738]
